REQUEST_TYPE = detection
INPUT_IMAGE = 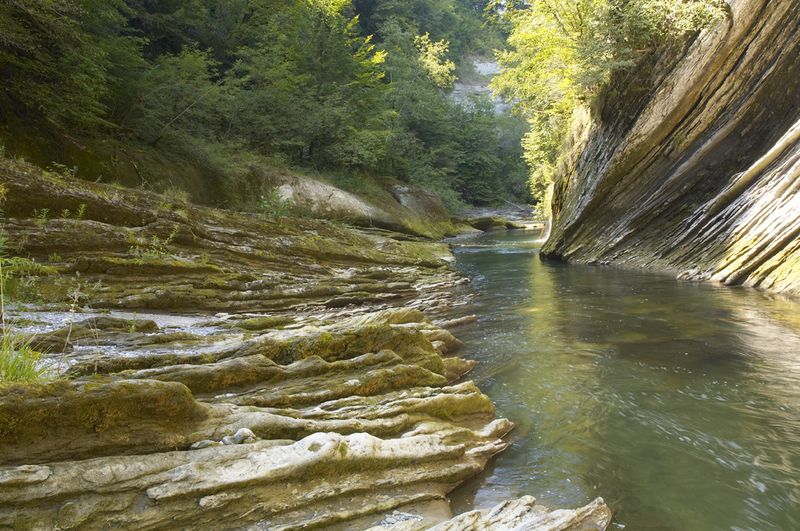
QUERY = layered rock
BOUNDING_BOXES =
[265,171,459,238]
[0,164,611,529]
[0,159,467,314]
[1,306,514,529]
[542,0,800,296]
[368,496,612,531]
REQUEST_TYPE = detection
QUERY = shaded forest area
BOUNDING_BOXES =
[0,0,529,209]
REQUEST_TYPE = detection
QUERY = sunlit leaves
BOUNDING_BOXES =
[492,0,728,203]
[414,33,457,88]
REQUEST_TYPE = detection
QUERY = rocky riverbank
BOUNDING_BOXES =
[0,161,610,529]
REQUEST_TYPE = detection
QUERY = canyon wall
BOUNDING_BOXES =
[542,0,800,296]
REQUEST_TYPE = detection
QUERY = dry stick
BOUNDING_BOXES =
[61,281,88,375]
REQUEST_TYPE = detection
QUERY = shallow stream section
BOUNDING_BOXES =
[447,230,800,530]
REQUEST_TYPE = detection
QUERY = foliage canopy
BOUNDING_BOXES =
[0,0,528,208]
[490,0,727,203]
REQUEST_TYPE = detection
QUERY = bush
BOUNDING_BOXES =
[258,188,293,219]
[159,186,191,210]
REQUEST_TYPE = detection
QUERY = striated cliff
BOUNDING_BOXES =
[542,0,800,296]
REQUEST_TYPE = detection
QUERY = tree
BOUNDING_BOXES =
[0,0,142,134]
[226,0,390,168]
[0,0,531,209]
[492,0,727,203]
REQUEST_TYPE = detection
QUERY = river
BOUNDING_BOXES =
[447,230,800,530]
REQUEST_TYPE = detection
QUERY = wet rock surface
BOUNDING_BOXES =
[2,308,521,529]
[460,205,542,232]
[0,165,610,529]
[369,496,612,531]
[543,0,800,296]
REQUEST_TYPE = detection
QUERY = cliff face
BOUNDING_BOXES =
[542,0,800,296]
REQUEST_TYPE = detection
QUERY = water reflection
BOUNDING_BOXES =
[448,231,800,530]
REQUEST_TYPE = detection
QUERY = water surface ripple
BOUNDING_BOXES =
[448,231,800,530]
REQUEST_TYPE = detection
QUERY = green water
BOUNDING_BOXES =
[448,231,800,530]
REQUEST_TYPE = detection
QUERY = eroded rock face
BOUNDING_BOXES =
[0,160,467,314]
[2,171,483,528]
[391,185,449,222]
[543,0,800,296]
[241,169,462,238]
[1,308,516,530]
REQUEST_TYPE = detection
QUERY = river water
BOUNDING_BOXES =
[447,230,800,530]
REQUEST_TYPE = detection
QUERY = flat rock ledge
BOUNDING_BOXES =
[1,309,510,530]
[0,308,615,531]
[0,165,612,529]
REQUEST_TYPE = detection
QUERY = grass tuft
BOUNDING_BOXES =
[0,331,48,384]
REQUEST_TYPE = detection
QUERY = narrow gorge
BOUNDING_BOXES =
[1,0,799,529]
[0,163,610,529]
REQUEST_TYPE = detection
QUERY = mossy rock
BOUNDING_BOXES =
[0,379,208,465]
[468,216,512,232]
[231,316,296,331]
[77,316,159,333]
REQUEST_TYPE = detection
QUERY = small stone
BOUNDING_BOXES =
[222,428,256,445]
[377,511,422,526]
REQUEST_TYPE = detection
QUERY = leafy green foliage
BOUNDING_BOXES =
[492,0,727,203]
[125,48,227,147]
[0,0,528,209]
[258,189,293,220]
[224,0,392,169]
[0,0,142,133]
[0,191,49,385]
[377,20,528,207]
[414,33,457,88]
[354,0,503,56]
[0,332,48,385]
[127,225,180,261]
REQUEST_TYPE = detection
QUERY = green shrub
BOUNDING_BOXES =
[0,216,50,383]
[47,162,78,180]
[128,224,180,260]
[258,188,293,220]
[34,208,49,228]
[159,186,191,211]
